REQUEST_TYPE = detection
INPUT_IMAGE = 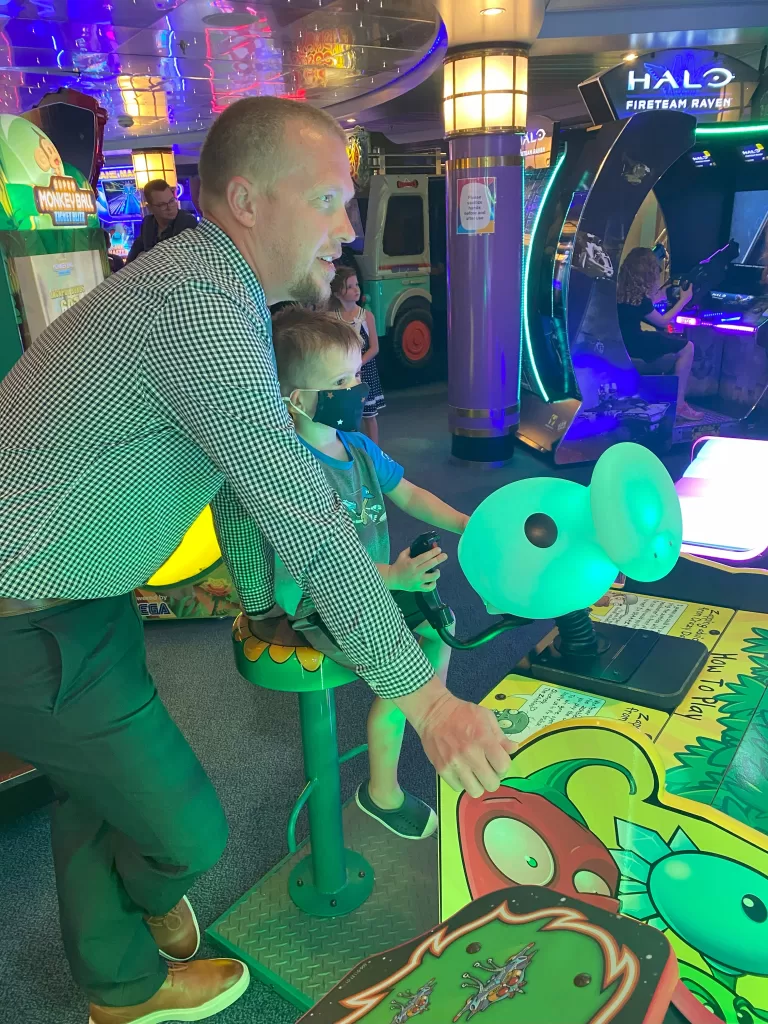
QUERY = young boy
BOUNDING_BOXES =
[271,307,469,840]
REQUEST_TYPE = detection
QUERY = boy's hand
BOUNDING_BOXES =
[389,545,447,592]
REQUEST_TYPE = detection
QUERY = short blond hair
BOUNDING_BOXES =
[272,306,361,396]
[199,96,347,202]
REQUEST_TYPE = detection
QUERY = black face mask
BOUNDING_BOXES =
[304,382,370,433]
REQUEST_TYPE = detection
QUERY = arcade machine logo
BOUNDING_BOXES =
[625,63,737,113]
[580,49,761,124]
[33,175,97,226]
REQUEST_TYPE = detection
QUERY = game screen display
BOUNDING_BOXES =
[10,249,104,346]
[730,189,768,267]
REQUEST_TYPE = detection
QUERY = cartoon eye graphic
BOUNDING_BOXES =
[742,894,767,923]
[483,818,555,886]
[573,869,612,897]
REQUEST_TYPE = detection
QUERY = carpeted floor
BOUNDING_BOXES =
[0,384,689,1024]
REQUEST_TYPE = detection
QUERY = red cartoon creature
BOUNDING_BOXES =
[458,759,636,913]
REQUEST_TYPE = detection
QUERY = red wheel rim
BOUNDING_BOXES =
[402,319,431,363]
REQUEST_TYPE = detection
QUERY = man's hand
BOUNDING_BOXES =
[394,677,516,796]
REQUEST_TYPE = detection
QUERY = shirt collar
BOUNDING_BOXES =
[197,218,270,323]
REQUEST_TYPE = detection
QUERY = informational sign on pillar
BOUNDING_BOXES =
[456,177,497,236]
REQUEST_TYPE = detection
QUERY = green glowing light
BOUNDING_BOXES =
[695,122,768,137]
[522,150,567,403]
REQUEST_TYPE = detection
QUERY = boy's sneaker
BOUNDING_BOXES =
[355,782,438,840]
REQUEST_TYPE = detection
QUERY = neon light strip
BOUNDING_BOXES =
[522,150,566,403]
[696,122,768,137]
[713,323,756,333]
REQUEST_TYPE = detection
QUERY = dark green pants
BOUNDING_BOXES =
[0,595,228,1006]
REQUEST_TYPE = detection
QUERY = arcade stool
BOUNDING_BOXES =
[207,613,440,1010]
[230,613,373,917]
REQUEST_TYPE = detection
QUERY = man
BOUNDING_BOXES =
[0,97,514,1024]
[126,178,198,262]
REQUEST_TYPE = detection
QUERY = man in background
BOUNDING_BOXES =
[126,178,197,262]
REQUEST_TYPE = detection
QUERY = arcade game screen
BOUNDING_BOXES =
[10,249,103,347]
[730,189,768,267]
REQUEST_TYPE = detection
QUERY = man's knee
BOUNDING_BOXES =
[162,783,229,875]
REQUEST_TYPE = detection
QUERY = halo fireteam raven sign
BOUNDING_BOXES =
[579,49,762,125]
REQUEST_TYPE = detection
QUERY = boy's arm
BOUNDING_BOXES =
[387,478,470,534]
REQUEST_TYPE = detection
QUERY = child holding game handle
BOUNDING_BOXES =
[617,247,703,421]
[329,265,385,444]
[271,306,469,840]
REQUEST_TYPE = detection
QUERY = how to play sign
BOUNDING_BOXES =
[580,49,761,124]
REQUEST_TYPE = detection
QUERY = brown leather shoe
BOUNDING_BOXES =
[145,896,200,961]
[88,958,249,1023]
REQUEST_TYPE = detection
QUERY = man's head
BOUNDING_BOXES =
[272,306,361,423]
[144,179,178,229]
[198,97,356,306]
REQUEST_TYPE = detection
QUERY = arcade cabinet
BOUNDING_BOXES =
[211,440,768,1024]
[0,98,106,818]
[519,47,768,464]
[0,107,106,380]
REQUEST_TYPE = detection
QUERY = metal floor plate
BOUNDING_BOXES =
[207,801,439,1010]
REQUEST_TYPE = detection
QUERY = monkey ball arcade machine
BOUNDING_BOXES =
[518,48,768,465]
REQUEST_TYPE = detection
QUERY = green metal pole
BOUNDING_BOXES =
[289,688,374,917]
[297,688,347,894]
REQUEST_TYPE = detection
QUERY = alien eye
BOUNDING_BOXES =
[483,818,555,886]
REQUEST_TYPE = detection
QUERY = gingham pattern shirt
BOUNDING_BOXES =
[0,219,433,698]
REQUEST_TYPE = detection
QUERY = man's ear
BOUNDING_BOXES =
[226,176,259,228]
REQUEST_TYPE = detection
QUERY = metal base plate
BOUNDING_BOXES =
[206,800,438,1011]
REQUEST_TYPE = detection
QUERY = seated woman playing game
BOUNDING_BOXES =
[617,247,702,421]
[271,307,469,841]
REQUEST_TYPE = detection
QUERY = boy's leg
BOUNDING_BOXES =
[366,697,406,810]
[0,595,229,1008]
[414,618,453,686]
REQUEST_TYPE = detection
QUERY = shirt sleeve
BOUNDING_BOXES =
[141,279,434,699]
[345,433,404,493]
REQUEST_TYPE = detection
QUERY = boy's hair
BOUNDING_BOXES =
[617,247,660,306]
[272,306,362,396]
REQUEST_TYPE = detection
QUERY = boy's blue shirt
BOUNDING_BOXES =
[275,431,405,617]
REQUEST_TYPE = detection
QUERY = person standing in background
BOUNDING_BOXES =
[329,265,385,443]
[126,179,198,263]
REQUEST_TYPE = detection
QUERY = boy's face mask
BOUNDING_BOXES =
[287,381,370,433]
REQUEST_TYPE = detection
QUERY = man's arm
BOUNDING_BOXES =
[210,478,275,616]
[142,280,433,699]
[388,478,470,534]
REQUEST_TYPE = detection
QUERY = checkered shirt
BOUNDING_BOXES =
[0,219,433,698]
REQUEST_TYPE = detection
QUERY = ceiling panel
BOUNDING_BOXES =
[0,0,440,144]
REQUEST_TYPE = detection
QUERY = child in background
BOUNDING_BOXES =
[271,306,469,840]
[329,265,385,444]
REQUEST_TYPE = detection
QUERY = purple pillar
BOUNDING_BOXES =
[446,132,523,464]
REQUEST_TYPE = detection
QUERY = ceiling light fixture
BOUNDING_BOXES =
[480,6,506,14]
[623,52,638,62]
[346,117,356,123]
